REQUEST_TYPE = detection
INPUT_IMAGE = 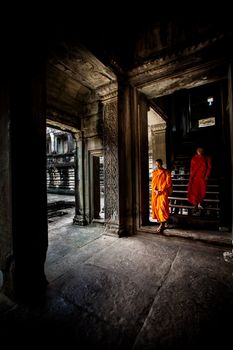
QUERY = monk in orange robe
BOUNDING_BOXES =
[187,147,212,209]
[151,159,172,232]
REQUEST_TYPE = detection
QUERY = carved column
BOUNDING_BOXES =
[102,95,120,234]
[73,131,87,225]
[102,81,134,236]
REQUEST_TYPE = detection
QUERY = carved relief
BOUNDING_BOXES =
[129,35,227,98]
[96,82,118,100]
[103,99,119,222]
[151,123,167,133]
[49,44,116,90]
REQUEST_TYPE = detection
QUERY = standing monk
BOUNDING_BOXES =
[151,159,172,233]
[187,147,212,209]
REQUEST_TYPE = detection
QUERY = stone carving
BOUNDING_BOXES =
[129,35,227,98]
[103,99,119,223]
[96,82,118,100]
[151,123,167,133]
[48,43,116,90]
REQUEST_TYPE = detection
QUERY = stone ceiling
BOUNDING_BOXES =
[47,40,117,123]
[48,43,116,90]
[47,9,232,121]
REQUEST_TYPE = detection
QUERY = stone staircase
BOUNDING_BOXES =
[168,156,220,229]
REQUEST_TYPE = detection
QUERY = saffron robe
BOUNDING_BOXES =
[187,154,212,206]
[151,168,172,222]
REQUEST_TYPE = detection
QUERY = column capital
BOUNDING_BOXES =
[97,82,118,102]
[151,123,167,133]
[73,130,82,141]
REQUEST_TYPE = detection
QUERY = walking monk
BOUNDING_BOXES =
[151,159,172,233]
[187,147,212,209]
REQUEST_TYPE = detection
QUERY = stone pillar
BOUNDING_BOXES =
[118,83,134,235]
[138,94,150,226]
[73,131,87,225]
[102,95,121,234]
[0,45,48,301]
[223,63,233,262]
[102,82,134,236]
[67,133,74,153]
[228,64,233,235]
[50,132,55,153]
[54,134,58,153]
[0,77,13,296]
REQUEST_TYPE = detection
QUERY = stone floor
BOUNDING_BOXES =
[1,197,233,349]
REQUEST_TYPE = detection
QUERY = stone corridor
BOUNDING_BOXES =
[0,205,233,349]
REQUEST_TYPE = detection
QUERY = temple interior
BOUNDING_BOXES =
[0,7,233,348]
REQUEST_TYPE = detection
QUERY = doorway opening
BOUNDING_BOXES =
[148,107,167,223]
[90,154,105,223]
[46,126,75,222]
[148,80,230,230]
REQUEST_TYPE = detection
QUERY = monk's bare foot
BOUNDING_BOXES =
[155,223,165,233]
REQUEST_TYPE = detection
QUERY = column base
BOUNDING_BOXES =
[104,222,128,237]
[73,215,88,226]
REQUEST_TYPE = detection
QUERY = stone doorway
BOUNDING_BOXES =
[148,107,167,223]
[90,154,105,223]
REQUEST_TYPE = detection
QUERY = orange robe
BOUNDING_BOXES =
[187,154,212,206]
[151,168,172,222]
